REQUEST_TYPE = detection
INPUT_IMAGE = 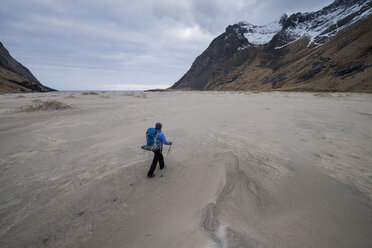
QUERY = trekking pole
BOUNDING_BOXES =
[167,144,172,156]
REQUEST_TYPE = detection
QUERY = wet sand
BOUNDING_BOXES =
[0,91,371,248]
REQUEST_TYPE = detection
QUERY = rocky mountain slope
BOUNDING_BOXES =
[0,42,55,93]
[171,0,372,92]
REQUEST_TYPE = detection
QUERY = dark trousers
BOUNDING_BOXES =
[147,150,164,177]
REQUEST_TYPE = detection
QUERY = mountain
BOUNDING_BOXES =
[0,42,55,93]
[171,0,372,92]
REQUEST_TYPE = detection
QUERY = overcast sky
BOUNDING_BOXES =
[0,0,334,91]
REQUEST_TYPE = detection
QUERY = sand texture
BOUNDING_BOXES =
[0,91,371,248]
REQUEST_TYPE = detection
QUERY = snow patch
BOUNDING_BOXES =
[241,20,282,45]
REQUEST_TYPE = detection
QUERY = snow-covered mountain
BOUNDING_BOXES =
[239,0,372,49]
[171,0,372,92]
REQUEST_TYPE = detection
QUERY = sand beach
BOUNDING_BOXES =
[0,91,371,248]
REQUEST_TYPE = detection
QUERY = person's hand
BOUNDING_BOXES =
[170,141,172,145]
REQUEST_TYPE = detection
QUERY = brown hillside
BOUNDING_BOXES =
[0,67,34,93]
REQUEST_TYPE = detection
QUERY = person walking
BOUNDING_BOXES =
[147,122,172,178]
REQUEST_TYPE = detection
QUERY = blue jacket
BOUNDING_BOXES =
[156,130,170,147]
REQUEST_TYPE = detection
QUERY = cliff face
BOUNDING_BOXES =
[0,42,55,93]
[171,0,372,92]
[171,24,252,90]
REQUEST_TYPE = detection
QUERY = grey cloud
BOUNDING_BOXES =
[151,0,334,33]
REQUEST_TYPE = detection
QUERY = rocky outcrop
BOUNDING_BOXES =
[171,0,372,92]
[334,62,372,78]
[0,42,55,93]
[300,58,331,81]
